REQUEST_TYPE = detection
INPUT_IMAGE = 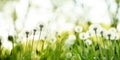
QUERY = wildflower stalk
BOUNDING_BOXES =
[114,40,117,58]
[36,24,44,54]
[41,40,44,51]
[32,29,36,51]
[25,31,29,49]
[8,35,14,47]
[8,35,14,55]
[82,39,85,55]
[114,39,119,58]
[117,40,120,58]
[94,28,99,49]
[94,28,103,59]
[100,31,106,59]
[94,28,98,42]
[101,31,105,49]
[38,24,44,40]
[107,34,113,59]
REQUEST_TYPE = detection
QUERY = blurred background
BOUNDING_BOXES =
[0,0,120,49]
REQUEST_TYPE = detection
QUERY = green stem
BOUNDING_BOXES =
[32,35,35,51]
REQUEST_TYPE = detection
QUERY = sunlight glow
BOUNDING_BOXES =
[0,0,119,50]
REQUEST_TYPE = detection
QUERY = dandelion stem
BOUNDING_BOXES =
[36,24,44,51]
[41,40,44,51]
[36,30,42,50]
[95,31,103,58]
[38,24,44,40]
[32,29,36,51]
[39,31,42,40]
[25,31,29,49]
[32,36,35,51]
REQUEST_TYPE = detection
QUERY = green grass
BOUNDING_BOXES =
[0,24,120,60]
[1,35,120,60]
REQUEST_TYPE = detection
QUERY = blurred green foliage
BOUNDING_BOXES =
[115,0,120,4]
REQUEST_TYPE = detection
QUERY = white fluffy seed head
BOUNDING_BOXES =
[111,33,119,40]
[86,31,95,37]
[49,37,56,43]
[89,24,106,37]
[104,31,112,40]
[74,26,83,33]
[96,28,107,37]
[84,39,92,45]
[68,34,76,40]
[79,32,88,40]
[104,30,119,40]
[64,34,76,47]
[89,24,101,32]
[109,28,117,33]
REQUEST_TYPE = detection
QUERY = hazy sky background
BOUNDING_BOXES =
[0,0,120,50]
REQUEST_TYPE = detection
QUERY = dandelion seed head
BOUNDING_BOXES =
[89,24,101,31]
[112,33,119,40]
[33,29,37,32]
[39,24,44,28]
[104,28,119,40]
[39,24,44,31]
[88,29,95,36]
[79,32,88,40]
[65,34,76,47]
[105,31,112,40]
[97,28,106,37]
[89,24,102,36]
[114,33,119,40]
[74,26,83,33]
[104,31,117,40]
[8,35,14,43]
[93,27,97,32]
[36,22,46,31]
[33,29,37,35]
[25,31,29,38]
[49,37,56,43]
[65,39,75,47]
[84,39,92,45]
[86,31,94,37]
[68,34,76,40]
[109,28,117,33]
[89,26,106,37]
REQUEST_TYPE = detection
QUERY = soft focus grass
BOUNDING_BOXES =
[0,29,120,60]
